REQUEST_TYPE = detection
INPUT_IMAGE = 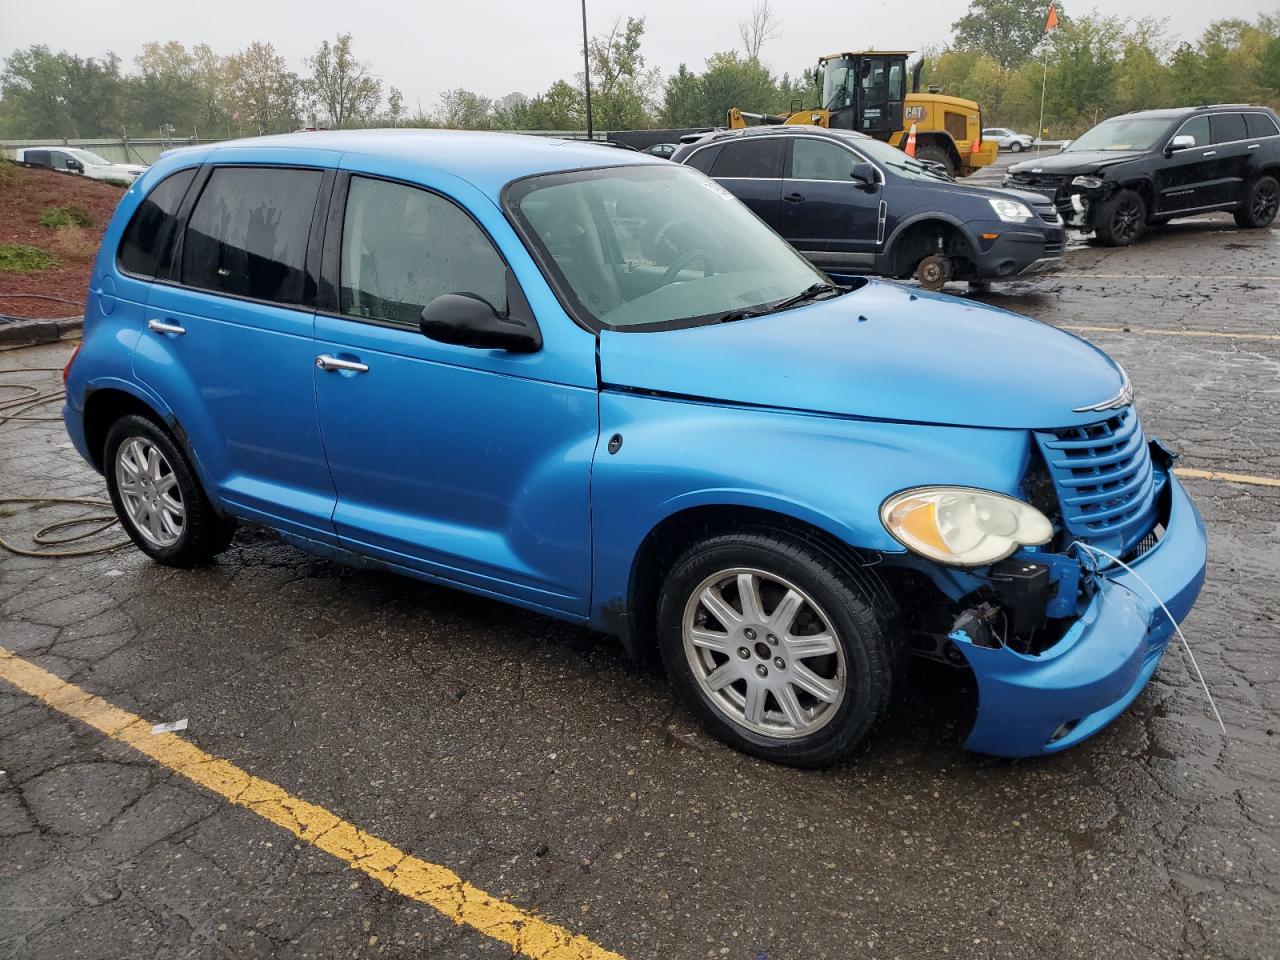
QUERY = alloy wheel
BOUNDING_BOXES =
[681,567,847,739]
[115,437,185,548]
[1112,198,1142,243]
[1253,182,1278,223]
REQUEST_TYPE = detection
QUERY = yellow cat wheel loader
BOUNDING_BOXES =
[727,51,998,178]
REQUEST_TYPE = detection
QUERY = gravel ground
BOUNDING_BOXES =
[1,197,1278,959]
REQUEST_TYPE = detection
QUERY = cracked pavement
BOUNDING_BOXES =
[2,206,1279,958]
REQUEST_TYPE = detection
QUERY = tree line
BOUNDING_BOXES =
[3,1,1280,141]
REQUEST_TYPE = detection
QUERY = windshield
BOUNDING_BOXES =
[1065,117,1171,152]
[507,164,829,331]
[821,57,854,111]
[69,149,112,166]
[845,135,952,182]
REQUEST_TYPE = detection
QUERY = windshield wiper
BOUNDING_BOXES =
[768,282,846,312]
[715,308,767,324]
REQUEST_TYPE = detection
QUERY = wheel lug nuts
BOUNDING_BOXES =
[744,628,756,641]
[755,665,768,678]
[737,647,750,659]
[767,634,778,645]
[774,657,785,670]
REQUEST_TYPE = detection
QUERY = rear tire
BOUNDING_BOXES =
[656,532,902,767]
[104,414,235,567]
[1093,188,1146,246]
[1234,175,1279,228]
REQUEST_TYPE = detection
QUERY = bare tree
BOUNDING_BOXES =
[739,1,782,61]
[305,33,381,128]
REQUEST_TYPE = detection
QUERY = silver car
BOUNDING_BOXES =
[982,128,1034,153]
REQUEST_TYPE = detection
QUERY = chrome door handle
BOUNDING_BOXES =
[315,354,369,373]
[147,319,185,336]
[1248,144,1261,150]
[1202,150,1216,156]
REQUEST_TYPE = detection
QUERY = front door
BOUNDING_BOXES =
[311,170,598,618]
[780,137,882,270]
[1154,116,1217,214]
[133,161,340,541]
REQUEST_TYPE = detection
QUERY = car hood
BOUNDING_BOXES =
[1008,150,1145,176]
[598,281,1126,430]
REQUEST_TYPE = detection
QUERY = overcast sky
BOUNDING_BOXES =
[3,0,1275,111]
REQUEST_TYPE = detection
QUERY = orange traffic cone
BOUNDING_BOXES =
[971,131,981,155]
[904,123,918,157]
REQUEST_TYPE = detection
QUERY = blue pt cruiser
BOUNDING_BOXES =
[64,130,1207,766]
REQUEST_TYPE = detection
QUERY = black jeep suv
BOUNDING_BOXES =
[1004,105,1280,245]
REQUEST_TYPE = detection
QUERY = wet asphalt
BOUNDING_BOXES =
[1,154,1278,959]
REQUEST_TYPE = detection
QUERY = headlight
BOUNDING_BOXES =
[988,198,1033,222]
[1071,175,1104,189]
[881,487,1053,566]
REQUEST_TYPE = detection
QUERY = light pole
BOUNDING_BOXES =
[580,0,593,139]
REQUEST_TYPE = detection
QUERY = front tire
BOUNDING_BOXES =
[104,414,235,567]
[656,533,901,767]
[1093,188,1146,246]
[1234,175,1279,228]
[1010,141,1024,153]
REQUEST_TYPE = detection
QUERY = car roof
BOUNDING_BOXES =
[1104,105,1273,123]
[683,124,873,147]
[198,129,666,199]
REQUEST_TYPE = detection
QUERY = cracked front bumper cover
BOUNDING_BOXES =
[955,473,1207,757]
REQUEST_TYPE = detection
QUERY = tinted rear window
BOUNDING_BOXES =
[710,139,782,178]
[118,168,197,278]
[684,144,721,174]
[1210,113,1247,144]
[1246,112,1280,138]
[182,166,322,306]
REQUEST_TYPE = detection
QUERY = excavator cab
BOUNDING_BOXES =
[818,51,912,141]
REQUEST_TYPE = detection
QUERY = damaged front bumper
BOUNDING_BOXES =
[954,473,1207,757]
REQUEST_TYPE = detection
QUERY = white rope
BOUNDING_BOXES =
[1072,540,1225,734]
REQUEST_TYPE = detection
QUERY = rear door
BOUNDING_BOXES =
[780,136,881,269]
[1154,115,1214,214]
[708,138,784,229]
[1209,112,1251,207]
[133,158,340,541]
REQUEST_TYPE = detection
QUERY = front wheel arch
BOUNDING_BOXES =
[625,504,896,660]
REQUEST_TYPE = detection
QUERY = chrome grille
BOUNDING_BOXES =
[1034,407,1158,552]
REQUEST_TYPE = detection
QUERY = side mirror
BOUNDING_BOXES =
[850,161,877,186]
[419,289,542,353]
[1167,134,1196,154]
[65,158,83,172]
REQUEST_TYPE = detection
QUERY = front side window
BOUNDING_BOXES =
[1210,113,1247,144]
[118,168,197,277]
[790,138,858,181]
[1065,117,1172,152]
[1175,116,1210,147]
[182,166,321,306]
[340,176,507,327]
[710,139,782,179]
[507,163,827,331]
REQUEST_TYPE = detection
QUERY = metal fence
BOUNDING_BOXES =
[1,130,626,166]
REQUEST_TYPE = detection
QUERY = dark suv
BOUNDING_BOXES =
[671,126,1064,290]
[1004,105,1280,245]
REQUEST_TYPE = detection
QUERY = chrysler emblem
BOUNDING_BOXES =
[1073,369,1134,413]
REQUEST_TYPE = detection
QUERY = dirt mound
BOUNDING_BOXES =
[0,164,126,319]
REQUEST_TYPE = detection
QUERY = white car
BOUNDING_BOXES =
[14,147,147,183]
[982,128,1034,153]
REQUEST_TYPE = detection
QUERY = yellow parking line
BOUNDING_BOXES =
[0,647,624,960]
[1061,323,1280,342]
[1174,467,1280,488]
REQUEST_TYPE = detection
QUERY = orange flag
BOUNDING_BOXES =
[1045,3,1059,31]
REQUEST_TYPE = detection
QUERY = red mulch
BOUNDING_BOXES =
[0,166,127,319]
